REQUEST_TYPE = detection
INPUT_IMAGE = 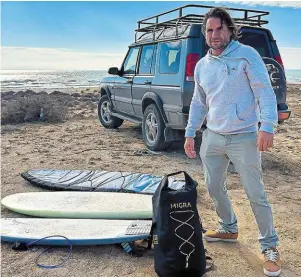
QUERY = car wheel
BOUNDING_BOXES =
[98,95,123,129]
[142,104,169,151]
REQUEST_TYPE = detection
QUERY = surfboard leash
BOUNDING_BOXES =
[12,235,72,269]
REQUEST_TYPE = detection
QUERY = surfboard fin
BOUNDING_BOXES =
[120,242,139,256]
[120,241,152,257]
[12,242,29,251]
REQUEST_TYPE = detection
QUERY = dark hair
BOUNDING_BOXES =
[202,7,241,40]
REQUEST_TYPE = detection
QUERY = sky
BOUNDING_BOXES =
[1,0,301,70]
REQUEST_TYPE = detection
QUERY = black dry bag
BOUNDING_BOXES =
[149,171,206,277]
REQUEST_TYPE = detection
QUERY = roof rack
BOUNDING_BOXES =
[135,4,269,42]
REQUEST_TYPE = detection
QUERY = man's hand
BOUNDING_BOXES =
[184,137,196,158]
[257,131,274,152]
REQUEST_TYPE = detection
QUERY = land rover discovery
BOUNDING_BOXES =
[98,4,291,151]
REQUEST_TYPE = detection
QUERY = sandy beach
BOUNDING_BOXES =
[1,84,301,277]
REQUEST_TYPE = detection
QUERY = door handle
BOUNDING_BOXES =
[126,79,133,84]
[144,81,152,85]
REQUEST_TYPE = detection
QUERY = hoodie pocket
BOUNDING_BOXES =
[207,104,242,125]
[235,102,256,122]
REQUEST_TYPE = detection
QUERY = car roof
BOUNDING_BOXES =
[131,4,271,46]
[130,24,274,47]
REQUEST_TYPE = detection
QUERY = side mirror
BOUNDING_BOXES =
[108,67,119,75]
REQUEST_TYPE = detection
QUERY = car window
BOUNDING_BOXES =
[151,45,157,75]
[239,32,270,57]
[138,45,155,74]
[202,31,270,58]
[159,41,182,74]
[123,47,140,74]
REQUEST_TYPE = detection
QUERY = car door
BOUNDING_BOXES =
[151,41,183,124]
[113,47,140,115]
[132,44,156,118]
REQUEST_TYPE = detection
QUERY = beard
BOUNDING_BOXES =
[209,37,230,51]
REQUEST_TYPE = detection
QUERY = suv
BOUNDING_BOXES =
[98,4,291,151]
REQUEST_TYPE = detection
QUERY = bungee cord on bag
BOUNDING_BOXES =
[170,210,195,268]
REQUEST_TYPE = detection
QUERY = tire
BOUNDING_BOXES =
[142,104,169,151]
[98,95,123,129]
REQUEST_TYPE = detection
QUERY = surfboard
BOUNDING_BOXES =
[1,192,152,219]
[21,169,185,194]
[1,218,151,246]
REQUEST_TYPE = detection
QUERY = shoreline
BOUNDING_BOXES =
[1,82,301,94]
[0,86,100,95]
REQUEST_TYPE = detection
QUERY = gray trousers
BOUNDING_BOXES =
[200,128,278,251]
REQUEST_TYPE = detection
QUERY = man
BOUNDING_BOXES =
[184,7,281,277]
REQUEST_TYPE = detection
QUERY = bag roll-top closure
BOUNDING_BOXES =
[158,171,197,192]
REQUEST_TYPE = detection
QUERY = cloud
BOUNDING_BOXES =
[1,47,126,70]
[279,47,301,69]
[1,46,300,70]
[215,1,301,8]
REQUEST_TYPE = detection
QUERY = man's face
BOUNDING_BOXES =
[205,17,232,51]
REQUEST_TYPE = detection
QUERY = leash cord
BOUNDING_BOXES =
[26,235,72,268]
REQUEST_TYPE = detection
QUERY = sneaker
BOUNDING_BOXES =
[203,228,238,242]
[263,248,281,277]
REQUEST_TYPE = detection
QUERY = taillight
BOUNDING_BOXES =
[274,54,284,68]
[185,53,199,81]
[278,110,291,121]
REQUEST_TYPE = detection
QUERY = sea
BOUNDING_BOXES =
[0,70,107,92]
[1,69,301,92]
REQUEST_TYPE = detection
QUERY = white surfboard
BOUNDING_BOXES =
[1,192,152,219]
[1,218,151,246]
